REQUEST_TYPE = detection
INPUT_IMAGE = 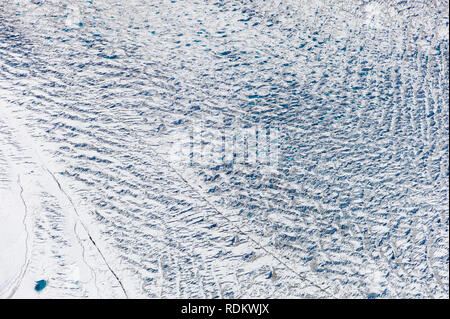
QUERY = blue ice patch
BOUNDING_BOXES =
[34,280,47,292]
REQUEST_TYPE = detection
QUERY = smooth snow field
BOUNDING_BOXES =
[0,0,448,298]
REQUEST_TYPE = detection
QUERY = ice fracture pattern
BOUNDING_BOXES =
[0,0,448,298]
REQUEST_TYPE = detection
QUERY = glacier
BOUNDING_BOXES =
[0,0,448,298]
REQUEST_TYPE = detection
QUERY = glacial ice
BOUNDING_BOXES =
[0,0,448,298]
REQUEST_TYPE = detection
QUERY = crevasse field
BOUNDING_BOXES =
[0,0,448,299]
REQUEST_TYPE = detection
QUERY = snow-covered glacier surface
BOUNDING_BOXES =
[0,0,448,298]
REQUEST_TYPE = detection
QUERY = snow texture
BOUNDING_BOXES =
[0,0,448,298]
